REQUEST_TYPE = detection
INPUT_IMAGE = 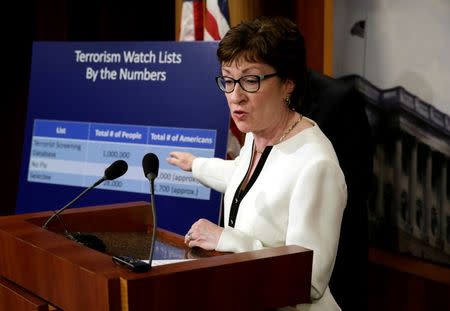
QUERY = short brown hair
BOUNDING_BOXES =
[217,16,307,110]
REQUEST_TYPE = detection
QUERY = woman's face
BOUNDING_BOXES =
[221,59,294,136]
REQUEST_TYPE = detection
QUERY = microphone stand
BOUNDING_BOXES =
[148,174,157,266]
[42,160,128,253]
[42,178,107,252]
[110,174,155,272]
[111,155,157,272]
[42,178,104,230]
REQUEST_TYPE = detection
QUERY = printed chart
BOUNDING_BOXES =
[28,119,216,200]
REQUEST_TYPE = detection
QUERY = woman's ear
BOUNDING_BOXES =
[285,79,295,95]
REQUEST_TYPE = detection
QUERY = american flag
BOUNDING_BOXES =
[179,0,204,41]
[179,0,243,159]
[204,0,230,41]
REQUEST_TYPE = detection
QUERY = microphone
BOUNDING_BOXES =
[42,160,128,251]
[102,159,129,185]
[142,152,159,192]
[112,153,158,272]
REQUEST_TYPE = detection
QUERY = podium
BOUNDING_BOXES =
[0,201,312,311]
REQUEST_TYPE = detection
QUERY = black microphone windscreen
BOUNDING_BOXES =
[104,160,128,180]
[142,153,159,178]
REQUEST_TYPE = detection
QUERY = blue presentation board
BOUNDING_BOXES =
[16,41,229,235]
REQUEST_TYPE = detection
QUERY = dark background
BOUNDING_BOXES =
[2,3,449,311]
[2,1,176,216]
[1,0,297,216]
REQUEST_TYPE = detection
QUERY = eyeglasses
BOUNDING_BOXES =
[215,73,278,93]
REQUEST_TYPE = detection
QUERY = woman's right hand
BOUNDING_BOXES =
[166,151,196,172]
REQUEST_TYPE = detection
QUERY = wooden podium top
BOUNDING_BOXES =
[0,201,312,311]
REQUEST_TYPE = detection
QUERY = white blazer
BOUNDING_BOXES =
[192,119,347,311]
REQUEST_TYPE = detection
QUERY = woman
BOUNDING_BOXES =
[167,16,347,311]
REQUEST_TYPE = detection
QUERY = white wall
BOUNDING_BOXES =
[334,0,450,116]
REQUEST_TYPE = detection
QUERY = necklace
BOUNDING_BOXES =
[254,114,303,154]
[278,114,303,143]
